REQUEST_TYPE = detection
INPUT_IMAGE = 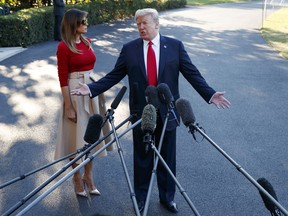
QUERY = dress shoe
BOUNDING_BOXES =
[138,201,145,213]
[160,200,178,213]
[82,177,101,195]
[76,190,88,197]
[72,176,87,197]
[88,187,101,195]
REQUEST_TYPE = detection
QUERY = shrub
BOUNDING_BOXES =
[0,0,187,47]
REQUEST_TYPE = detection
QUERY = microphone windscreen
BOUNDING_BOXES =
[157,83,174,105]
[257,177,279,212]
[111,86,127,109]
[175,98,196,126]
[84,114,104,144]
[145,85,161,109]
[141,104,157,133]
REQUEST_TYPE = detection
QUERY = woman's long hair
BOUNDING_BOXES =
[61,8,92,53]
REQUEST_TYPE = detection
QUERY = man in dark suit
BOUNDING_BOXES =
[71,8,230,213]
[53,0,65,41]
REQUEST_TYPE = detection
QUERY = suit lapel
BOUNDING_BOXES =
[135,39,147,81]
[158,35,167,83]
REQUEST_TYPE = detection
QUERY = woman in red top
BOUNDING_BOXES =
[55,8,114,197]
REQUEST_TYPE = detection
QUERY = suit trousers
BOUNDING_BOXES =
[54,15,63,41]
[133,114,176,203]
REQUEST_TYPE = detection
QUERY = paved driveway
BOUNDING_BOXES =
[1,1,288,215]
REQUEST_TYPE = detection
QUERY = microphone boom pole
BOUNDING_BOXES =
[0,152,76,189]
[190,123,288,216]
[16,117,142,216]
[0,112,134,191]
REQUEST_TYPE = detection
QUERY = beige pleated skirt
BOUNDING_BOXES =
[54,70,115,161]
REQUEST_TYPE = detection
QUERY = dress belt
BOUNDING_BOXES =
[69,70,92,114]
[68,71,87,79]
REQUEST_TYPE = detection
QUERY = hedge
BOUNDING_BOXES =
[0,0,187,47]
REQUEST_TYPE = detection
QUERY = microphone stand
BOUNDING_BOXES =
[105,108,141,216]
[143,108,200,216]
[189,123,288,216]
[2,114,134,216]
[15,117,142,216]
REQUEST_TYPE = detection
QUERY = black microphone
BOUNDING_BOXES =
[104,86,127,123]
[111,86,127,110]
[145,85,161,109]
[175,98,198,140]
[175,98,196,126]
[157,83,174,108]
[84,114,104,145]
[141,104,157,153]
[157,83,179,125]
[257,178,282,216]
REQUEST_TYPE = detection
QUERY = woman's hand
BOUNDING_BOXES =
[64,104,77,123]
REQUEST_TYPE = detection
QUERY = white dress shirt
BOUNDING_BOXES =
[143,33,160,77]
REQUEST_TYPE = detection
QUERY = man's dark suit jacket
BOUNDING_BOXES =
[88,35,216,130]
[88,34,217,202]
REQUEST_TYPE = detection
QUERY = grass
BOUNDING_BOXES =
[186,0,288,60]
[261,8,288,59]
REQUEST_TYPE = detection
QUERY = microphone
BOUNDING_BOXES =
[175,98,196,126]
[111,86,127,110]
[145,85,161,109]
[84,114,104,145]
[157,83,174,109]
[175,98,197,139]
[157,83,179,126]
[141,104,157,153]
[257,178,282,216]
[104,86,127,123]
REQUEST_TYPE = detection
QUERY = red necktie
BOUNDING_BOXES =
[147,41,157,86]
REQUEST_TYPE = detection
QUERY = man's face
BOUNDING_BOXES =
[136,14,159,41]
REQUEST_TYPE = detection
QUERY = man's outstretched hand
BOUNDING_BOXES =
[211,91,231,109]
[70,82,90,96]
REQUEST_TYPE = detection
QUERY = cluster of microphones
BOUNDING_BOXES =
[82,83,287,216]
[5,83,285,216]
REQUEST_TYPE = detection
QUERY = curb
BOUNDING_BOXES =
[0,47,27,63]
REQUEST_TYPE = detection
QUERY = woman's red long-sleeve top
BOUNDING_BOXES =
[56,40,96,87]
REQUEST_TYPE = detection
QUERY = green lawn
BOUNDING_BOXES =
[261,8,288,59]
[186,0,288,60]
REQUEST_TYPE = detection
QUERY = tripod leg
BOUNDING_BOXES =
[107,114,141,216]
[143,112,169,216]
[143,109,200,216]
[150,144,201,216]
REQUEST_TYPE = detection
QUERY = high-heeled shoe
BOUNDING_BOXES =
[82,176,101,195]
[73,176,87,197]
